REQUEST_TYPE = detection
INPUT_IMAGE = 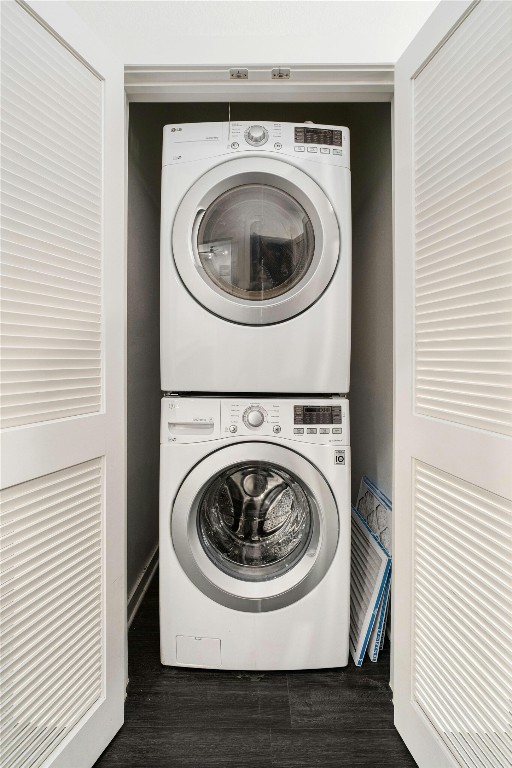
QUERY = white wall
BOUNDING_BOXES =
[70,0,439,66]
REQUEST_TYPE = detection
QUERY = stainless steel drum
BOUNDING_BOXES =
[197,462,313,580]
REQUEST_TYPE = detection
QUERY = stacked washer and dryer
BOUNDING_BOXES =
[159,121,352,670]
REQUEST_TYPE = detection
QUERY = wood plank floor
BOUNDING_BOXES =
[94,572,416,767]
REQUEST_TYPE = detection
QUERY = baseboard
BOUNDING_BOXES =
[127,545,159,627]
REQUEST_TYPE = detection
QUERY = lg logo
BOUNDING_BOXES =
[170,127,182,132]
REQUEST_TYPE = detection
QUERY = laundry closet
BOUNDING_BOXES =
[126,101,393,607]
[3,1,511,767]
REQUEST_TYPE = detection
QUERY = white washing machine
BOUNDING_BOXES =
[161,121,351,394]
[159,396,351,670]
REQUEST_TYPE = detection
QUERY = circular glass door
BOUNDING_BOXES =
[197,185,315,302]
[171,443,339,612]
[172,157,340,325]
[197,461,313,581]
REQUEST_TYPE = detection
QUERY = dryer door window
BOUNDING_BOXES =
[197,461,313,581]
[171,157,340,325]
[197,185,315,301]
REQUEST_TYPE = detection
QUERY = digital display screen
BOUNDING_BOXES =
[294,127,342,146]
[294,405,342,425]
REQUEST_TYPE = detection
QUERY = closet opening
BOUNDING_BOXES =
[126,99,393,649]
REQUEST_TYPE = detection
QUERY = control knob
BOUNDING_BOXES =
[245,125,268,146]
[243,407,265,428]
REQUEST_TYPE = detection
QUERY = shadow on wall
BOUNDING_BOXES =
[127,113,162,597]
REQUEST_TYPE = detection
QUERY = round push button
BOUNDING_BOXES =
[229,425,237,433]
[273,425,282,433]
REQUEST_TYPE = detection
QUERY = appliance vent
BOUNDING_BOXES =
[0,1,103,430]
[0,458,103,768]
[413,0,512,437]
[413,461,512,767]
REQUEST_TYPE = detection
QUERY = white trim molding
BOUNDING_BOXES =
[127,545,159,627]
[125,64,394,102]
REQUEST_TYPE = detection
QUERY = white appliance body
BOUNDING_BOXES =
[161,122,352,393]
[160,396,351,670]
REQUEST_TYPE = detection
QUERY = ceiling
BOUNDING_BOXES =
[69,1,440,67]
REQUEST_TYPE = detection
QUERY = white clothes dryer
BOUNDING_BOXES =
[159,396,351,670]
[161,121,351,394]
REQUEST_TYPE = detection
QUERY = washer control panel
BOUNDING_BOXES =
[223,400,348,442]
[162,397,349,444]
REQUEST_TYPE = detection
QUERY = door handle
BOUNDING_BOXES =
[192,209,206,269]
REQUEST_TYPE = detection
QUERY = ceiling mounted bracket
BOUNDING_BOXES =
[230,68,248,79]
[271,67,291,80]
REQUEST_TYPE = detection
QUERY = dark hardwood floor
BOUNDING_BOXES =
[94,573,416,767]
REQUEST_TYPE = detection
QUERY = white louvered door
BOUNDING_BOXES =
[0,2,125,767]
[393,1,512,767]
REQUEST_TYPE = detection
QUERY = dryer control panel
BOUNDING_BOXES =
[161,397,349,445]
[162,121,350,169]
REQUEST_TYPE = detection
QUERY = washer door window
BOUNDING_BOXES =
[172,157,340,325]
[198,461,313,581]
[171,443,339,612]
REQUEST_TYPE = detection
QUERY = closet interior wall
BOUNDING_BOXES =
[127,102,393,598]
